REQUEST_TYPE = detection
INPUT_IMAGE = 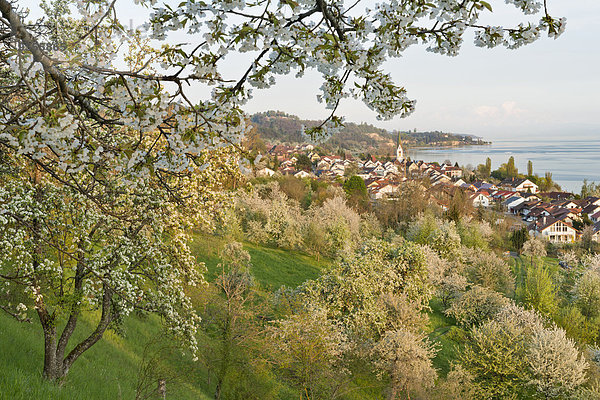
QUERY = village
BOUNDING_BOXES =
[254,137,600,244]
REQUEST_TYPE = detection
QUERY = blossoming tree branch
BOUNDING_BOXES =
[0,0,563,382]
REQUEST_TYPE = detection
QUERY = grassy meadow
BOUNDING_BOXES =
[0,235,328,400]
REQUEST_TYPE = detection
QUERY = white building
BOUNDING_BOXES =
[530,216,578,243]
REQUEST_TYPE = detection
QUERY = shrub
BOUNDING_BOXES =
[445,285,510,328]
[463,248,515,296]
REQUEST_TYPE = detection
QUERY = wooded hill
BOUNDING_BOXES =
[250,111,487,155]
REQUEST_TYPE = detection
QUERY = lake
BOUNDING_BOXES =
[405,139,600,194]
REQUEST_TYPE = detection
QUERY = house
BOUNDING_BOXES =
[592,222,600,242]
[529,216,579,243]
[511,201,533,217]
[452,179,467,188]
[375,183,399,199]
[371,164,386,176]
[418,161,430,173]
[442,165,463,178]
[280,159,294,168]
[269,144,294,159]
[294,170,312,179]
[539,192,574,202]
[430,173,451,186]
[553,200,580,209]
[363,160,377,169]
[527,205,554,222]
[585,197,600,207]
[406,162,420,175]
[582,203,600,217]
[500,178,539,194]
[256,167,275,177]
[521,193,541,202]
[280,167,296,175]
[504,196,525,212]
[383,163,399,176]
[551,207,582,225]
[492,190,519,202]
[330,163,346,176]
[383,161,396,170]
[367,179,396,200]
[591,210,600,223]
[384,172,402,182]
[316,160,331,170]
[308,152,321,162]
[470,192,492,208]
[473,181,498,192]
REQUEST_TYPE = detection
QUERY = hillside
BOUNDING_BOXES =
[0,236,328,400]
[250,111,488,155]
[250,111,395,155]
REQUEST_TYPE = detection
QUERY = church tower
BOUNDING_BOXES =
[396,132,404,161]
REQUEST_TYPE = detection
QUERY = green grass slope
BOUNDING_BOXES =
[0,235,326,400]
[189,234,329,290]
[0,312,208,400]
[427,298,465,377]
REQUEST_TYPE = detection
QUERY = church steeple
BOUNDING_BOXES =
[396,132,404,161]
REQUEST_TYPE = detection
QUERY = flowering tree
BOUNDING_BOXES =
[0,0,564,383]
[527,325,588,398]
[445,284,509,327]
[462,248,515,295]
[237,182,305,248]
[0,169,207,381]
[0,0,565,159]
[288,239,436,395]
[407,213,462,260]
[461,303,588,398]
[522,236,547,263]
[373,329,437,399]
[574,258,600,319]
[270,307,349,399]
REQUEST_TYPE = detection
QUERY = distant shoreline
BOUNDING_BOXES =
[406,140,600,193]
[406,142,492,149]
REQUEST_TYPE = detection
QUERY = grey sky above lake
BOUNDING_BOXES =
[25,0,600,140]
[243,0,600,140]
[238,0,600,140]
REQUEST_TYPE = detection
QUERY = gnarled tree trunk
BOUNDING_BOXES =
[36,284,114,382]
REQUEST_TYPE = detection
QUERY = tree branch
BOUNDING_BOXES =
[0,303,32,323]
[0,0,121,125]
[62,283,113,374]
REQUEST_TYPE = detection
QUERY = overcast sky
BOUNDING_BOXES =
[25,0,600,140]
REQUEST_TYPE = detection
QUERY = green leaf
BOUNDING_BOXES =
[480,1,493,12]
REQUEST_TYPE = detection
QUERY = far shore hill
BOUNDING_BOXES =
[250,110,490,157]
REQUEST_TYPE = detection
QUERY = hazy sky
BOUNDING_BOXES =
[24,0,600,140]
[237,0,600,140]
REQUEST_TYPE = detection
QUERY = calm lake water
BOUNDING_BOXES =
[406,139,600,194]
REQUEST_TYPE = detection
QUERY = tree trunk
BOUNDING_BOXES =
[41,322,60,380]
[214,313,231,400]
[214,340,229,400]
[38,285,113,382]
